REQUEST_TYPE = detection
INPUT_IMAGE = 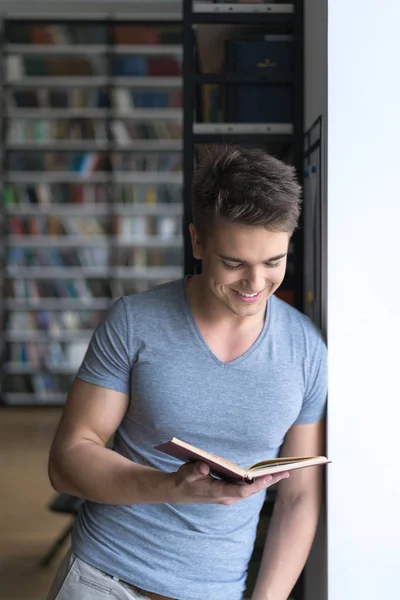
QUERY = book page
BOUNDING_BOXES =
[248,456,329,478]
[250,456,317,470]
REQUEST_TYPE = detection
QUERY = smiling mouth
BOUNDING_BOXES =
[236,291,260,298]
[232,289,264,302]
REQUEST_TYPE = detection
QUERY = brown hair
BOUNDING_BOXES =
[192,144,302,240]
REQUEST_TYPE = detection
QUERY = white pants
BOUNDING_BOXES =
[46,548,145,600]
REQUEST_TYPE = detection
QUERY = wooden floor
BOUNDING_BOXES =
[0,409,71,600]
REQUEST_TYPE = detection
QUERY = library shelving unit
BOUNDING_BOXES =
[0,11,184,407]
[183,1,304,314]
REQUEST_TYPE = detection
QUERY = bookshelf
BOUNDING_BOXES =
[0,14,184,407]
[183,1,304,314]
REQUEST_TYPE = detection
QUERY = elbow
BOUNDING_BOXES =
[48,452,67,493]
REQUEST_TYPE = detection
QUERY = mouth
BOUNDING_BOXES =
[232,289,263,303]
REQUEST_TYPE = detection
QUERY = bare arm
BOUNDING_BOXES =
[49,378,288,506]
[251,420,325,600]
[48,378,175,504]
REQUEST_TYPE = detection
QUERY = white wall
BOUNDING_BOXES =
[327,1,400,599]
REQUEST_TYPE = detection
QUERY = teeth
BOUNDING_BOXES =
[238,291,258,297]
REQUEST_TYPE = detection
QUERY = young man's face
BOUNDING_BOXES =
[190,220,290,318]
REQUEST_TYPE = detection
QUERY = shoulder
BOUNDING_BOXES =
[121,278,185,321]
[270,295,326,355]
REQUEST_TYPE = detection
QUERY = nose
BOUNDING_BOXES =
[242,267,264,292]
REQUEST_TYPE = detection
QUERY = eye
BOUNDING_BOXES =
[222,261,243,270]
[265,260,282,268]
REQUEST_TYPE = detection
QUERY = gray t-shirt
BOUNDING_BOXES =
[72,278,327,600]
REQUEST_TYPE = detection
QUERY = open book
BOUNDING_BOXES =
[155,437,330,484]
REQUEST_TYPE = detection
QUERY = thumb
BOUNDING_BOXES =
[181,461,210,481]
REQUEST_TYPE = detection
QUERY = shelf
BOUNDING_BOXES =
[4,172,109,184]
[5,203,183,217]
[4,330,93,342]
[113,44,182,56]
[3,76,183,90]
[114,172,182,184]
[114,266,182,280]
[5,205,111,216]
[113,236,183,249]
[3,363,79,374]
[5,169,181,183]
[6,266,109,279]
[3,43,182,57]
[6,76,182,89]
[6,140,183,152]
[6,76,109,87]
[7,235,108,248]
[7,235,183,249]
[112,108,183,120]
[7,108,108,119]
[4,44,183,58]
[193,123,293,143]
[4,43,108,55]
[194,123,293,135]
[6,266,182,280]
[6,108,183,119]
[191,3,294,24]
[114,203,183,216]
[7,140,108,151]
[111,140,183,151]
[194,73,292,85]
[5,298,111,310]
[113,76,182,88]
[2,393,67,406]
[2,7,182,22]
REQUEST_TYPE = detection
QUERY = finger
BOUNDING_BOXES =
[218,477,269,501]
[222,472,289,499]
[269,471,290,485]
[179,461,210,482]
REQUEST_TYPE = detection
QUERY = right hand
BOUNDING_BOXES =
[169,461,289,506]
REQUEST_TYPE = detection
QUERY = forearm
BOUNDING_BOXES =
[251,494,321,600]
[49,440,173,505]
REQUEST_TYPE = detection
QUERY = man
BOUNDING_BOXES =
[47,145,327,600]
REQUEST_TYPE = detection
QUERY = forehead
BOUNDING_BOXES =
[208,221,289,256]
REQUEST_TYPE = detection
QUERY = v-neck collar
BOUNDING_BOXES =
[180,277,272,368]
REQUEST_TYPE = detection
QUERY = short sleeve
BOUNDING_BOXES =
[294,334,328,425]
[77,297,131,395]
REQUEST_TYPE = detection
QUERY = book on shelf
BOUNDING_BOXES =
[4,183,106,207]
[8,339,89,370]
[27,23,107,46]
[156,438,330,484]
[225,36,293,124]
[9,277,110,301]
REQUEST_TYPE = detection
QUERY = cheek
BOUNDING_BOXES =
[213,268,239,286]
[271,266,287,284]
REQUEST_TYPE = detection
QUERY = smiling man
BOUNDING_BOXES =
[47,145,327,600]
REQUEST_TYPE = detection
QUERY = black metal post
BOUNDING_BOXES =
[183,0,195,276]
[292,0,305,314]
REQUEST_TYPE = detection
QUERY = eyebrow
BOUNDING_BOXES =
[218,253,287,264]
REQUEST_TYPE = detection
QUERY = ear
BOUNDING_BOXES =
[189,223,203,260]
